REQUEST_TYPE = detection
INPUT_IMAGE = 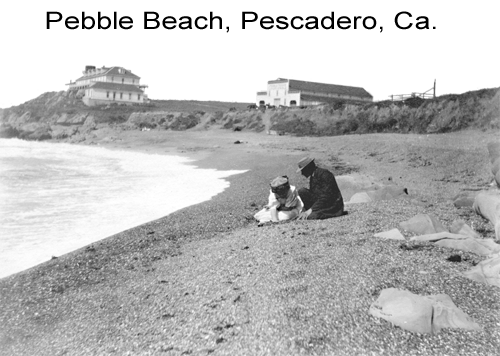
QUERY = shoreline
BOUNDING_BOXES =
[0,130,302,280]
[1,128,499,355]
[1,130,284,280]
[0,137,248,279]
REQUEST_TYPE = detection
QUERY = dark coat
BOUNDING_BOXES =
[299,167,344,220]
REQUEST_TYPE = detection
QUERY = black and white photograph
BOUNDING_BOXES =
[0,0,499,355]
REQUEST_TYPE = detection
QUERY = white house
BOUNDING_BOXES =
[66,66,148,106]
[256,78,373,107]
[82,82,146,106]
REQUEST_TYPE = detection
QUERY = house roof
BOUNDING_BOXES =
[269,78,372,99]
[105,67,141,79]
[300,94,367,105]
[89,82,144,93]
[268,78,289,84]
[75,66,141,82]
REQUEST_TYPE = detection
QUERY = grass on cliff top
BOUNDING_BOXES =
[5,91,251,115]
[270,87,500,136]
[3,86,498,138]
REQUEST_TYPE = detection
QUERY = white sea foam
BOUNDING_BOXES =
[0,138,246,278]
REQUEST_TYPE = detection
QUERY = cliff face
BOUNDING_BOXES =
[0,91,94,141]
[1,88,499,141]
[0,91,256,141]
[1,111,97,141]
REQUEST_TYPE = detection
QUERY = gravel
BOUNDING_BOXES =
[0,129,499,355]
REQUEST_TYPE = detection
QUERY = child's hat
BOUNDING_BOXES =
[270,176,289,192]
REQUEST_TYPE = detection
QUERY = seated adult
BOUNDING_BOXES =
[296,157,344,220]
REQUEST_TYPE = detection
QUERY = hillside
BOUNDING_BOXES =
[0,87,498,142]
[0,91,253,141]
[268,87,500,136]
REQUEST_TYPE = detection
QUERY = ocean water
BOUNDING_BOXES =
[0,138,246,279]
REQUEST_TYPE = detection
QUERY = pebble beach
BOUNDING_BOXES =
[1,128,499,355]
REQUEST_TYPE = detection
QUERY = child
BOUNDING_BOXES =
[254,176,303,225]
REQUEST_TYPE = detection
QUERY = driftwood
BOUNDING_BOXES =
[473,190,500,241]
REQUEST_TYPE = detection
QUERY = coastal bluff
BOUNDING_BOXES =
[1,87,499,142]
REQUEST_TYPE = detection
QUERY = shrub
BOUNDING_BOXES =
[223,118,234,129]
[247,116,264,131]
[139,122,157,129]
[403,97,426,108]
[479,90,500,127]
[212,111,224,122]
[106,115,127,124]
[170,114,200,130]
[271,117,317,136]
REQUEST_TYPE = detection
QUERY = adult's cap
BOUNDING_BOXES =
[297,157,315,173]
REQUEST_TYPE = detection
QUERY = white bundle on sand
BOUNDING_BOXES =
[346,186,408,204]
[487,141,500,187]
[473,190,500,242]
[463,253,500,288]
[369,288,481,334]
[399,213,448,235]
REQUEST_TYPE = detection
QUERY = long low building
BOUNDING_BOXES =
[256,78,372,107]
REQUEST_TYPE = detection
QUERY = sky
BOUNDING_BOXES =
[0,0,500,105]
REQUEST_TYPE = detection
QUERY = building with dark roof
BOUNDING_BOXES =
[256,78,372,107]
[66,65,148,106]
